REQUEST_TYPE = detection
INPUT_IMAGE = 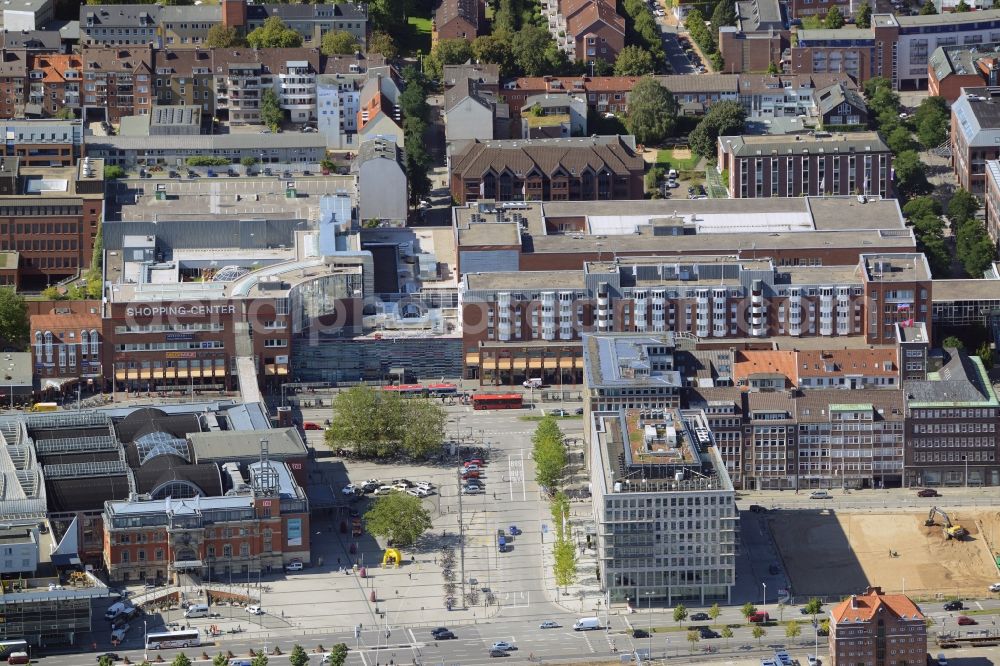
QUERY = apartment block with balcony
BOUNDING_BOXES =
[26,53,82,118]
[829,587,926,666]
[80,46,154,123]
[278,60,316,124]
[952,87,1000,197]
[0,49,28,119]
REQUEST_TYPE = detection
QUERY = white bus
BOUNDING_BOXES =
[145,629,200,650]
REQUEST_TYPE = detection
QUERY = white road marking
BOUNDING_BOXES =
[582,630,596,653]
[359,649,369,666]
[520,448,526,501]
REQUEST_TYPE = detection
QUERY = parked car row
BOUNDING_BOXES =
[343,478,435,497]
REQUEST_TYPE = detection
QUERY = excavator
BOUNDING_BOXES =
[926,506,969,539]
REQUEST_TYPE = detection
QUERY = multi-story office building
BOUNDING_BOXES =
[588,403,737,604]
[0,119,82,167]
[582,334,683,414]
[790,10,1000,90]
[928,42,1000,103]
[829,587,926,666]
[717,132,892,199]
[30,305,103,387]
[0,157,104,288]
[718,0,788,73]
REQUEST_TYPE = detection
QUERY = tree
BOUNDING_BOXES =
[919,0,937,13]
[213,654,229,666]
[801,14,823,28]
[289,644,310,666]
[855,0,872,27]
[903,195,942,221]
[979,342,996,368]
[54,106,75,120]
[321,31,359,55]
[171,655,193,666]
[326,385,444,458]
[767,61,779,74]
[752,625,767,645]
[894,150,931,198]
[99,657,115,666]
[425,38,473,81]
[553,537,577,591]
[252,654,269,666]
[261,89,283,132]
[240,156,259,169]
[325,644,349,666]
[364,491,433,546]
[613,45,656,76]
[823,6,845,28]
[673,603,688,625]
[368,31,398,60]
[104,165,125,179]
[686,629,700,650]
[943,335,965,350]
[886,125,916,154]
[741,602,758,622]
[721,625,734,646]
[511,25,556,77]
[626,77,678,145]
[819,619,831,635]
[472,34,513,74]
[804,597,823,619]
[708,602,721,624]
[532,417,567,489]
[247,16,303,48]
[786,620,801,639]
[0,289,28,351]
[689,100,746,157]
[368,0,406,33]
[957,218,996,277]
[955,0,972,10]
[947,188,979,226]
[711,0,737,27]
[205,24,244,48]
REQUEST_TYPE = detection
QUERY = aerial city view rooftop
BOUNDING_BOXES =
[0,0,999,664]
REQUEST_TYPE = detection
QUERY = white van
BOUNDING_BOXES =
[522,378,543,389]
[111,624,129,642]
[573,617,600,631]
[184,603,210,618]
[105,601,127,620]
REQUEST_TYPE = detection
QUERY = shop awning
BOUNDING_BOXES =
[543,359,558,369]
[465,354,480,365]
[170,559,203,569]
[528,359,543,369]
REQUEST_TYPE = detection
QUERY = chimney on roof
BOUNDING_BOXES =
[221,0,248,28]
[851,595,857,608]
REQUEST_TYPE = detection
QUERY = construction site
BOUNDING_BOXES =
[769,508,1000,599]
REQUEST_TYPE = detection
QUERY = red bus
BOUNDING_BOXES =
[472,393,523,410]
[381,384,427,397]
[426,383,458,397]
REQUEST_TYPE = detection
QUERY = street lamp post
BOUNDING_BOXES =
[645,591,653,658]
[143,619,148,662]
[964,455,969,487]
[763,582,767,609]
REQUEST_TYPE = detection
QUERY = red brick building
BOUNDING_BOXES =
[30,308,103,388]
[433,0,483,43]
[829,586,926,666]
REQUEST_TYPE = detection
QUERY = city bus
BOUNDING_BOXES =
[28,402,57,413]
[380,384,428,397]
[426,383,458,397]
[145,629,200,650]
[472,393,523,410]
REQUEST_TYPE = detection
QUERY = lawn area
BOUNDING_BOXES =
[399,16,432,56]
[657,147,702,172]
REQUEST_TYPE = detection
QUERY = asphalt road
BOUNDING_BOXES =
[658,22,696,74]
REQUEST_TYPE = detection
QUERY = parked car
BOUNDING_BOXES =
[549,408,568,416]
[690,612,710,621]
[989,583,1000,592]
[632,629,649,638]
[492,642,515,651]
[464,464,480,473]
[539,621,560,629]
[373,485,395,495]
[462,470,480,480]
[341,484,359,496]
[698,627,720,639]
[407,488,430,498]
[489,649,509,658]
[432,628,456,639]
[917,488,940,497]
[938,654,948,666]
[810,490,832,499]
[944,601,964,611]
[574,407,584,415]
[464,459,484,467]
[417,481,434,491]
[957,616,977,625]
[285,561,303,572]
[246,605,264,615]
[806,656,820,666]
[303,422,322,430]
[463,485,483,494]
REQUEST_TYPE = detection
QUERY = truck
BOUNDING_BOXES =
[351,517,362,537]
[29,402,57,413]
[573,617,601,631]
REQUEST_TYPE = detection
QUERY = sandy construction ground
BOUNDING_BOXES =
[769,509,1000,598]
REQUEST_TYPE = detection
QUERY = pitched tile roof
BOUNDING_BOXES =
[450,136,642,178]
[797,348,897,379]
[734,350,798,385]
[435,0,480,29]
[29,54,83,83]
[566,0,625,35]
[831,586,924,624]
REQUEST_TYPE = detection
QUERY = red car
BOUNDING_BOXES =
[303,422,323,430]
[917,488,940,498]
[462,470,480,480]
[957,616,977,626]
[464,459,484,468]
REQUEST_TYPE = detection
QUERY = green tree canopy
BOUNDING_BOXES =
[804,598,823,617]
[321,31,360,55]
[914,96,950,148]
[532,417,567,489]
[978,342,995,368]
[752,625,767,644]
[886,125,916,154]
[368,31,398,60]
[511,24,558,76]
[368,0,406,32]
[251,653,269,666]
[205,24,244,48]
[673,604,689,625]
[364,491,433,546]
[289,644,310,666]
[425,38,473,81]
[686,629,700,649]
[325,385,445,459]
[955,0,972,10]
[247,16,303,48]
[894,149,931,199]
[626,76,678,145]
[741,602,758,621]
[785,621,801,638]
[711,0,737,27]
[613,45,656,76]
[689,100,746,157]
[171,655,193,666]
[947,188,979,226]
[854,0,872,27]
[325,644,349,666]
[942,335,965,350]
[260,89,283,131]
[553,537,577,590]
[472,34,514,75]
[0,289,27,350]
[920,0,937,13]
[957,217,996,277]
[902,195,942,221]
[823,6,845,27]
[213,654,229,666]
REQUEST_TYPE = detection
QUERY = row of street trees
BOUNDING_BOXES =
[683,10,723,71]
[400,66,433,205]
[532,418,577,591]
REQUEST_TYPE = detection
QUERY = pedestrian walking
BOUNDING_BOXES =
[408,572,411,580]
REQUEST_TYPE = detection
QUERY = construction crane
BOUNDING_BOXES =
[926,506,969,539]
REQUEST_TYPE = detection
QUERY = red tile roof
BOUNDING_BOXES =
[734,350,798,385]
[831,586,924,624]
